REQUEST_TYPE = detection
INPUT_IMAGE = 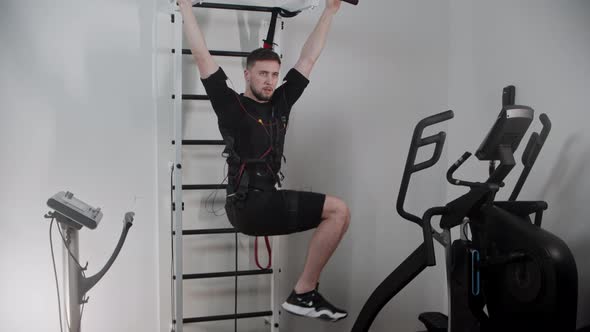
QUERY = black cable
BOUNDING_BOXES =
[79,301,86,326]
[56,222,87,332]
[205,161,229,216]
[57,220,89,331]
[57,224,86,273]
[50,218,65,332]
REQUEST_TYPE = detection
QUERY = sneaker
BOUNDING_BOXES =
[281,287,348,322]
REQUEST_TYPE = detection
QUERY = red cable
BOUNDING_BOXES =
[233,93,271,125]
[234,162,247,190]
[255,236,272,269]
[229,89,277,270]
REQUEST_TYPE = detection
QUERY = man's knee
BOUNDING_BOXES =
[323,196,351,230]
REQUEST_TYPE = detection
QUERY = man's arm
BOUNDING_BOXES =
[293,0,341,79]
[178,0,219,78]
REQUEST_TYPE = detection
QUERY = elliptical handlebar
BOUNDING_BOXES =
[447,152,503,191]
[509,113,552,201]
[396,110,454,227]
[539,113,551,138]
[447,152,472,186]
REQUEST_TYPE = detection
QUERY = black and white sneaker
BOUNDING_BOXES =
[281,287,348,322]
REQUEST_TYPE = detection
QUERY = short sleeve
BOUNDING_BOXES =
[201,67,238,106]
[274,68,310,107]
[200,67,241,126]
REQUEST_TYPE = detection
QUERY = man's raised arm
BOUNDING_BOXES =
[178,0,219,79]
[293,0,341,79]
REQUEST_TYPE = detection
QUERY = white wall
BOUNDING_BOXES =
[4,0,588,331]
[448,0,590,328]
[0,0,159,331]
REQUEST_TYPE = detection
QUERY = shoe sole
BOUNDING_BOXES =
[281,302,347,322]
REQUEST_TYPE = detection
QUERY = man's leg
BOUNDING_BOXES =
[294,195,350,293]
[281,195,350,321]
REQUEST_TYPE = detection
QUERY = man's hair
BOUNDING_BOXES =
[246,48,281,69]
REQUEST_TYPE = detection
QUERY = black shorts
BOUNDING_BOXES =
[225,189,326,236]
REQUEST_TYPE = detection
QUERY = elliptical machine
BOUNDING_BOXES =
[352,97,584,331]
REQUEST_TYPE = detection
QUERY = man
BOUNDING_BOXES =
[178,0,350,322]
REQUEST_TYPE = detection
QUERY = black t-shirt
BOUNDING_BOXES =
[201,67,309,184]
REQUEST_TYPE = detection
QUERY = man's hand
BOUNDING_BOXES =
[325,0,341,14]
[177,0,192,9]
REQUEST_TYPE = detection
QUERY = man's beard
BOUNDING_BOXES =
[251,85,272,101]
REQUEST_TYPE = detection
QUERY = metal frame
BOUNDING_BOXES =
[171,11,184,332]
[169,3,301,331]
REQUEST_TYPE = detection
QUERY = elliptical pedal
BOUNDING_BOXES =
[418,312,448,332]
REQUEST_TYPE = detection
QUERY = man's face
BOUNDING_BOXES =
[245,60,280,101]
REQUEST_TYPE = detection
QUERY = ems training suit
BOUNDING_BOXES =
[201,67,325,236]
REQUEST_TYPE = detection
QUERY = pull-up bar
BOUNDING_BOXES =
[190,0,358,15]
